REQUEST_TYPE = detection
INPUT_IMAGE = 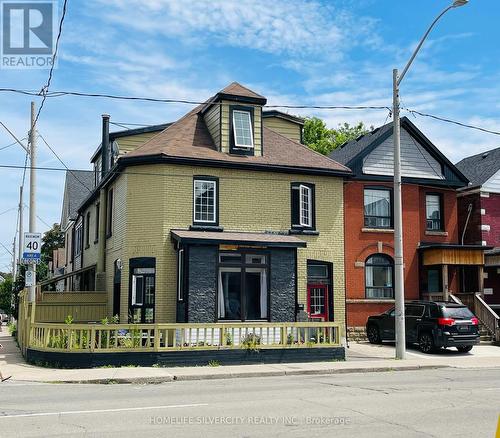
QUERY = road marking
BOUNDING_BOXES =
[0,403,207,419]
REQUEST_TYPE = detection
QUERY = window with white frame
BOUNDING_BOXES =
[291,182,315,230]
[300,184,312,227]
[194,179,217,224]
[232,110,254,148]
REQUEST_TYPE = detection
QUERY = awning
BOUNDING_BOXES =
[485,248,500,267]
[171,229,307,248]
[419,243,492,266]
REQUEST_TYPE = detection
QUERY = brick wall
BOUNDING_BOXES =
[457,192,482,245]
[481,193,500,246]
[344,181,460,327]
[104,164,345,327]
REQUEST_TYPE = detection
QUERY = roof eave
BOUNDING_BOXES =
[120,153,352,178]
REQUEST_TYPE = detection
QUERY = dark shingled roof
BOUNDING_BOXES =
[218,81,266,100]
[328,121,393,166]
[123,84,350,175]
[455,147,500,187]
[62,170,94,222]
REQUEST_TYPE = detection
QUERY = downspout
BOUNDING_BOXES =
[96,115,110,293]
[461,203,473,245]
[461,203,473,294]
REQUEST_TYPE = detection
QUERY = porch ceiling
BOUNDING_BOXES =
[170,229,307,248]
[419,244,490,266]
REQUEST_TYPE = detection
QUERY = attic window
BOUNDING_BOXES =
[232,110,254,148]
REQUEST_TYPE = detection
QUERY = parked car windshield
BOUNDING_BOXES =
[441,306,474,320]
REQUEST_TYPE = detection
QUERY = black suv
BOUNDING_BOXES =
[366,301,480,353]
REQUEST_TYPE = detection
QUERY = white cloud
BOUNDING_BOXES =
[93,0,377,59]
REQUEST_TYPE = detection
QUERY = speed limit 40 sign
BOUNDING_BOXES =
[22,232,42,264]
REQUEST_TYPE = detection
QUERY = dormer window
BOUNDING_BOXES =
[232,110,254,148]
[229,106,255,155]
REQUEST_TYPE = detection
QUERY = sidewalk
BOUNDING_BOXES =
[1,330,499,384]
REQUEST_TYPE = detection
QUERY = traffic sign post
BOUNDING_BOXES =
[22,232,41,265]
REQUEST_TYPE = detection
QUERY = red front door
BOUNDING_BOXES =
[307,284,328,320]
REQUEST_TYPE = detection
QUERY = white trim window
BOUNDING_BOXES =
[232,110,254,148]
[299,184,312,227]
[194,179,217,223]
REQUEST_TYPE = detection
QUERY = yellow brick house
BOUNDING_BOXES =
[75,83,350,330]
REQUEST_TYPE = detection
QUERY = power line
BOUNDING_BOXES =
[22,203,52,229]
[0,207,17,217]
[404,109,500,136]
[109,121,132,130]
[33,0,69,127]
[0,87,391,111]
[38,132,92,194]
[0,138,26,152]
[0,242,12,256]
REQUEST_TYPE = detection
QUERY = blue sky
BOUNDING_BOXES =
[1,0,499,271]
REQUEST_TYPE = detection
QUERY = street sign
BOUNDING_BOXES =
[25,269,34,287]
[22,232,42,264]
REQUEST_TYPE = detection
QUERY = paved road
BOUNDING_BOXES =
[1,368,499,438]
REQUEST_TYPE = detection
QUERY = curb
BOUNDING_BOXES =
[41,364,450,384]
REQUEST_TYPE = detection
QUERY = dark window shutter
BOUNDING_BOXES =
[291,183,300,226]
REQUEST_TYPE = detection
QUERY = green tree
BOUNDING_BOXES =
[36,223,65,283]
[303,117,372,155]
[0,274,13,315]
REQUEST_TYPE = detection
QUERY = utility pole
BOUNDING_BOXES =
[18,185,23,279]
[392,68,406,360]
[27,101,37,302]
[392,0,468,359]
[12,237,17,280]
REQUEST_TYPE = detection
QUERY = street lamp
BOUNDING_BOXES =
[393,0,468,360]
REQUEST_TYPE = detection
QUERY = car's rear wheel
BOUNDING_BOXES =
[457,345,473,353]
[367,325,381,344]
[419,332,435,354]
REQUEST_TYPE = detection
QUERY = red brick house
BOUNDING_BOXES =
[329,117,486,331]
[456,147,500,312]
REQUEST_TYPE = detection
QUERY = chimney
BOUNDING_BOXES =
[101,114,110,179]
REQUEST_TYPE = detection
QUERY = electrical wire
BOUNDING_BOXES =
[0,87,391,111]
[0,138,26,152]
[38,132,92,194]
[33,0,69,127]
[404,108,500,137]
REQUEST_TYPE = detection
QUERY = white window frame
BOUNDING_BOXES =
[299,184,312,227]
[232,110,254,148]
[193,179,217,224]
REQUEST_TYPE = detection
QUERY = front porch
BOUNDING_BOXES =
[419,243,490,301]
[17,290,345,368]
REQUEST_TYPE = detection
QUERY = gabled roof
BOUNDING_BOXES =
[329,122,393,167]
[455,147,500,187]
[329,116,469,188]
[122,83,350,176]
[60,170,94,228]
[90,123,170,163]
[218,81,267,102]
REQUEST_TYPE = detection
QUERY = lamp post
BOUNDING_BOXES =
[393,0,468,360]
